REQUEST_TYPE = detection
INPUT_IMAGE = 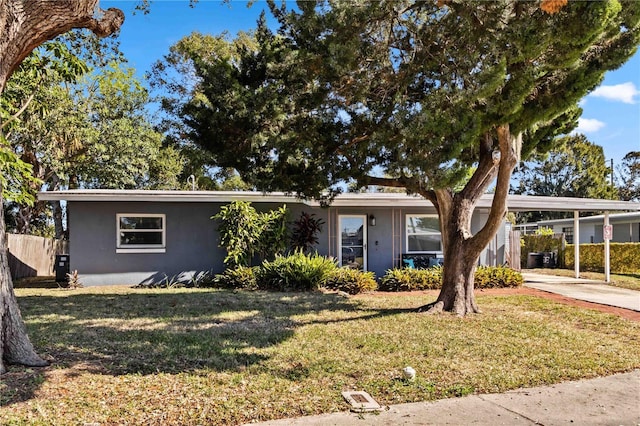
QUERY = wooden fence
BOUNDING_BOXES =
[507,230,521,271]
[6,234,68,280]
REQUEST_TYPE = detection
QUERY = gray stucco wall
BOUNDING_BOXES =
[473,212,507,267]
[68,200,506,285]
[69,201,224,286]
[69,201,334,286]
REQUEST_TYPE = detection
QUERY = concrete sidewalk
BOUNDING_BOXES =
[249,370,640,425]
[522,272,640,311]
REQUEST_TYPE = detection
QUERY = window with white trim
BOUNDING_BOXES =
[562,226,573,244]
[116,214,166,253]
[406,214,441,252]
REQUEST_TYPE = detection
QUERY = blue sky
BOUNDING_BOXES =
[102,0,640,168]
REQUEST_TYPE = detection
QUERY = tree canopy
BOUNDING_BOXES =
[149,31,258,190]
[168,1,638,196]
[159,0,640,315]
[617,151,640,201]
[0,0,126,375]
[2,43,183,235]
[512,134,619,222]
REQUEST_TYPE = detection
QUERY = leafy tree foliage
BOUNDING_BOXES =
[616,151,640,201]
[165,1,640,315]
[212,201,289,267]
[2,46,183,235]
[0,0,125,375]
[512,134,618,222]
[68,63,181,190]
[0,41,87,235]
[149,31,257,190]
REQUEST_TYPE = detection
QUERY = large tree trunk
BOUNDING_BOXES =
[0,0,123,374]
[419,125,519,316]
[0,192,49,374]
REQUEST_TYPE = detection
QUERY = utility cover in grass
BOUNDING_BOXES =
[342,391,382,412]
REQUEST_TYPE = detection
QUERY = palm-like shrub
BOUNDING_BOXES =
[323,268,377,294]
[211,266,259,290]
[256,251,337,291]
[379,267,442,291]
[290,211,324,253]
[379,266,522,291]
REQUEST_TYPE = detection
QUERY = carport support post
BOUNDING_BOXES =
[604,211,611,283]
[574,211,580,279]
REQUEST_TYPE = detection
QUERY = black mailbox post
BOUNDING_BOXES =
[55,255,70,282]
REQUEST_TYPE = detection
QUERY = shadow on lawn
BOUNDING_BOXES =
[4,289,415,406]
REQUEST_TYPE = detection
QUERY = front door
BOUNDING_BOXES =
[339,215,367,270]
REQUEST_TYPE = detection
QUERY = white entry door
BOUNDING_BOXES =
[339,215,367,271]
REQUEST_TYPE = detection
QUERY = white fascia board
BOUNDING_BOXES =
[37,190,436,208]
[308,193,435,208]
[37,190,299,204]
[37,190,640,212]
[502,195,640,212]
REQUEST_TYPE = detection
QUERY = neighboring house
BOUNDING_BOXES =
[38,190,640,286]
[534,212,640,244]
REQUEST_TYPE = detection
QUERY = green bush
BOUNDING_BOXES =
[474,266,523,288]
[379,266,522,291]
[256,251,338,291]
[565,243,640,274]
[212,201,289,267]
[211,266,259,290]
[323,268,378,294]
[379,267,442,291]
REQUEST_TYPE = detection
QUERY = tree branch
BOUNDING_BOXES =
[335,134,369,155]
[0,74,44,131]
[0,0,124,90]
[0,90,35,131]
[459,131,499,203]
[469,124,518,251]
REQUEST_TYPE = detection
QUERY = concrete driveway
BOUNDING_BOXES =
[522,272,640,312]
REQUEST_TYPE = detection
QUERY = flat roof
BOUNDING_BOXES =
[37,189,640,212]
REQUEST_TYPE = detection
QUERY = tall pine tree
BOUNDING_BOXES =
[172,1,640,315]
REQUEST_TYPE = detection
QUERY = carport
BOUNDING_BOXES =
[500,195,640,282]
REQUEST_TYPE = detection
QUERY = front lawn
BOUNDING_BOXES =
[2,286,639,425]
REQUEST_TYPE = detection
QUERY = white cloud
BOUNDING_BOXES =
[574,118,606,134]
[589,82,640,104]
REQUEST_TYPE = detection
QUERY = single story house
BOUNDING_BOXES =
[533,212,640,244]
[38,190,640,286]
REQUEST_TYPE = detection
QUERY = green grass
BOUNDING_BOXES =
[2,286,639,425]
[528,268,640,291]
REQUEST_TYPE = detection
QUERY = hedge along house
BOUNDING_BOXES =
[38,190,640,286]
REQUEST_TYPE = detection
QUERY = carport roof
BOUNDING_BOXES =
[38,189,640,212]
